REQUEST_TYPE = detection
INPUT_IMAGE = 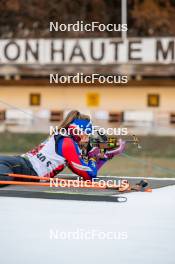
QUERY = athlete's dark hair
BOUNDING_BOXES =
[58,110,90,132]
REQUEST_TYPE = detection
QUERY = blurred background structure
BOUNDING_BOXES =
[0,0,175,134]
[0,0,175,135]
[1,0,175,38]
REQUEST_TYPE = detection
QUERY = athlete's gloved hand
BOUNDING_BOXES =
[88,139,126,160]
[88,147,101,160]
[104,139,126,159]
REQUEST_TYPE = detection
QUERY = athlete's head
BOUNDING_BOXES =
[58,110,92,142]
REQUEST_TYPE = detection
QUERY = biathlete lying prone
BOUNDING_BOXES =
[0,110,148,191]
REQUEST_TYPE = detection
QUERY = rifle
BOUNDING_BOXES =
[80,132,141,158]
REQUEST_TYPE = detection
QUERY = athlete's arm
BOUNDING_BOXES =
[57,137,97,180]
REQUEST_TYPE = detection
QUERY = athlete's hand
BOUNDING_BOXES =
[104,139,126,159]
[88,147,101,160]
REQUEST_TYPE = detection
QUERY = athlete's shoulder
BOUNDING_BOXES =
[62,136,78,148]
[56,135,80,156]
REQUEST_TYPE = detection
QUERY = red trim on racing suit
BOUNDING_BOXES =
[57,137,97,180]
